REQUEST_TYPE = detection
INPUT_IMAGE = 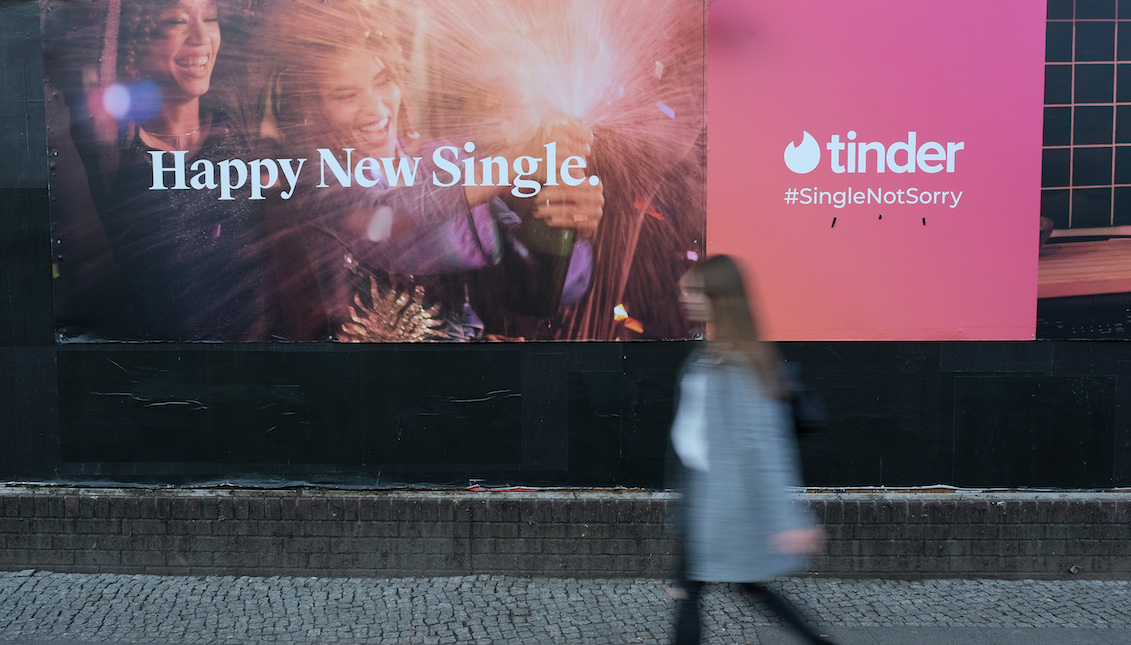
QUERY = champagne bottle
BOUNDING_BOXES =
[503,201,577,317]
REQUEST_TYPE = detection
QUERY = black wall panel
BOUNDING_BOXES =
[5,341,1124,489]
[1117,360,1131,484]
[952,374,1115,488]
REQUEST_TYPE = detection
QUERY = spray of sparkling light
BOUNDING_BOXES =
[407,0,704,170]
[400,0,705,338]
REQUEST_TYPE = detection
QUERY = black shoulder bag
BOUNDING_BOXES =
[783,362,827,437]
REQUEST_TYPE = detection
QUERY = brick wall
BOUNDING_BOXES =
[807,494,1131,578]
[1,488,1129,579]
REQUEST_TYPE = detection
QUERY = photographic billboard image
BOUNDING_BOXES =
[42,0,706,342]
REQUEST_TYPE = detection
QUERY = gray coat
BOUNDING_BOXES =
[674,349,811,582]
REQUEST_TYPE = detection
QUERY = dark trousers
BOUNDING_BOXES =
[673,579,836,645]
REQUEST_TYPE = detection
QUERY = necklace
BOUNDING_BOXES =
[139,125,204,151]
[141,125,201,138]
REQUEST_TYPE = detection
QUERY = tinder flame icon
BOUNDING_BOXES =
[784,132,821,174]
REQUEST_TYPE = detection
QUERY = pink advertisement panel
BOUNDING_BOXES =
[708,1,1046,340]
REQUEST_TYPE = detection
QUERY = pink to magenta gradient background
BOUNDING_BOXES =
[706,1,1046,340]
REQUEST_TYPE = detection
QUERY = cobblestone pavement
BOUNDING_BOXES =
[1,570,1129,644]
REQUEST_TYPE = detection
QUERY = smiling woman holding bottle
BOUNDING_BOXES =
[264,0,603,341]
[72,0,276,340]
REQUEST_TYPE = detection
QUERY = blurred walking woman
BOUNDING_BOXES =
[74,0,274,340]
[671,255,834,644]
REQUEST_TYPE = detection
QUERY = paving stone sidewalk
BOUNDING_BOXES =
[1,570,1129,644]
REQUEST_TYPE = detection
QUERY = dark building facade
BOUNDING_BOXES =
[1,0,1129,492]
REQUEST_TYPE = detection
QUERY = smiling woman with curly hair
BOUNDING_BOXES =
[59,0,278,341]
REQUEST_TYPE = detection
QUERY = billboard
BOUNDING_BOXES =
[42,0,706,342]
[42,0,1050,343]
[708,0,1047,340]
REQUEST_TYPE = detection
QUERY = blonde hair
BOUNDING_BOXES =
[698,255,785,398]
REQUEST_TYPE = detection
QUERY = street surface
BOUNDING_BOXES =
[1,570,1129,644]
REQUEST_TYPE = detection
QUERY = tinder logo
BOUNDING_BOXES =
[785,130,964,174]
[784,132,821,174]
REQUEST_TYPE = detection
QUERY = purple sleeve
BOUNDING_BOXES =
[560,239,594,306]
[312,181,507,276]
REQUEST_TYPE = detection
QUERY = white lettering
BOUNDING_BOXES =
[149,151,188,190]
[381,156,420,187]
[354,157,381,188]
[820,132,964,173]
[218,159,248,200]
[946,142,964,172]
[560,156,587,186]
[858,142,885,173]
[512,156,541,198]
[480,156,509,186]
[916,142,946,173]
[278,159,305,199]
[249,158,278,200]
[886,132,916,174]
[544,142,558,186]
[827,135,846,174]
[431,146,461,187]
[318,148,353,187]
[190,159,216,190]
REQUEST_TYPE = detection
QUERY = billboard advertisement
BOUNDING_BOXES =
[42,0,1050,343]
[42,0,706,342]
[708,0,1047,340]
